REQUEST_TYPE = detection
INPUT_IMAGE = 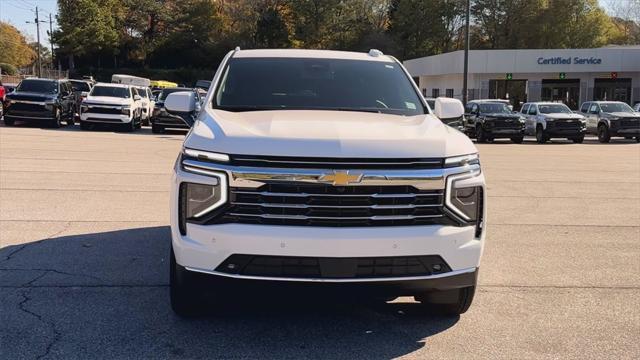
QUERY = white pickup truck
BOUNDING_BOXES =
[166,49,486,316]
[79,83,143,131]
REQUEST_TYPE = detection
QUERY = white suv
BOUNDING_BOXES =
[79,83,143,131]
[166,49,486,316]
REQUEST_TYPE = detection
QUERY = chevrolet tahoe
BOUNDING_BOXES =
[166,49,486,317]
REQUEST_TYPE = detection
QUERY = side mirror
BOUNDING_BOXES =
[133,95,142,101]
[434,97,464,120]
[80,91,89,98]
[165,91,196,113]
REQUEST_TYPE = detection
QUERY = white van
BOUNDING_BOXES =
[111,74,151,88]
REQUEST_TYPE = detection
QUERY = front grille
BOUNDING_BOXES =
[86,106,122,115]
[217,183,447,227]
[229,154,444,169]
[215,254,452,279]
[621,118,640,128]
[488,118,521,129]
[549,120,582,129]
[10,102,46,112]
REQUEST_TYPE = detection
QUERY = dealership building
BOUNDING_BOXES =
[404,46,640,110]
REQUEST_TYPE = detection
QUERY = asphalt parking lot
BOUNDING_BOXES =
[1,124,639,359]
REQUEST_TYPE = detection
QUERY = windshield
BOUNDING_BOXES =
[158,88,192,101]
[17,80,57,94]
[137,88,149,98]
[479,103,511,113]
[600,103,634,113]
[70,81,91,92]
[213,57,426,116]
[90,86,130,98]
[538,104,571,114]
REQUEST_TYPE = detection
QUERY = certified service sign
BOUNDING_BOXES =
[537,57,602,65]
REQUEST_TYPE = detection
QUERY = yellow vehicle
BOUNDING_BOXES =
[150,80,178,89]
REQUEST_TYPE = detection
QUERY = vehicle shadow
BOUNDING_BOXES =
[0,226,458,359]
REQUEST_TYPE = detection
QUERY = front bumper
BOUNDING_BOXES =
[80,113,132,123]
[611,128,640,136]
[485,128,524,138]
[171,177,485,286]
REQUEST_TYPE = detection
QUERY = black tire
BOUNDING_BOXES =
[80,120,91,130]
[572,135,585,144]
[66,112,75,126]
[122,119,136,132]
[51,109,62,128]
[476,126,487,143]
[415,285,476,316]
[511,136,524,144]
[152,123,164,134]
[536,126,547,144]
[170,246,206,317]
[597,124,610,143]
[3,117,14,126]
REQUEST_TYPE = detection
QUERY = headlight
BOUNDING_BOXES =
[609,117,620,121]
[121,106,131,115]
[444,153,479,168]
[445,170,483,223]
[183,148,230,163]
[519,118,525,123]
[178,173,228,234]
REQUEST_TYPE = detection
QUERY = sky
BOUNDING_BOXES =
[0,0,58,48]
[0,0,628,50]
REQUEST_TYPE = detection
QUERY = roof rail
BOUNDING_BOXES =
[368,49,383,57]
[234,46,241,51]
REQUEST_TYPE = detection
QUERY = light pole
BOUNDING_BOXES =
[462,0,471,105]
[26,6,46,78]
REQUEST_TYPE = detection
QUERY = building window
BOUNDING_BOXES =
[446,89,454,98]
[422,88,427,97]
[432,88,440,98]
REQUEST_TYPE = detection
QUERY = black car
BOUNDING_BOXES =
[3,78,77,127]
[464,101,525,143]
[151,87,201,133]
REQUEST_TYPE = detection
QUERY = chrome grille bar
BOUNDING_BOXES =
[227,213,444,221]
[230,202,441,209]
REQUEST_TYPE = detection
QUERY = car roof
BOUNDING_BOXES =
[232,49,395,63]
[93,82,130,88]
[527,102,568,105]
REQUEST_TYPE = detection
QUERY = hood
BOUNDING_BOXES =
[84,96,131,106]
[604,112,639,118]
[6,92,55,102]
[542,113,584,120]
[185,109,477,158]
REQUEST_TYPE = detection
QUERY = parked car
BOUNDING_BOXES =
[133,86,155,125]
[464,100,525,143]
[166,48,486,317]
[69,79,94,119]
[79,83,143,131]
[579,101,640,143]
[521,102,586,143]
[3,78,76,127]
[194,79,211,91]
[151,87,200,133]
[0,80,5,118]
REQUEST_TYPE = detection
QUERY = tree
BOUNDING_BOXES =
[0,22,37,68]
[54,0,120,69]
[254,3,292,48]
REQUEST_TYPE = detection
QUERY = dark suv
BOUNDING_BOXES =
[3,78,76,127]
[151,87,201,133]
[464,100,525,143]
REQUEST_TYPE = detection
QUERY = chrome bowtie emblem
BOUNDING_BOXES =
[319,171,363,186]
